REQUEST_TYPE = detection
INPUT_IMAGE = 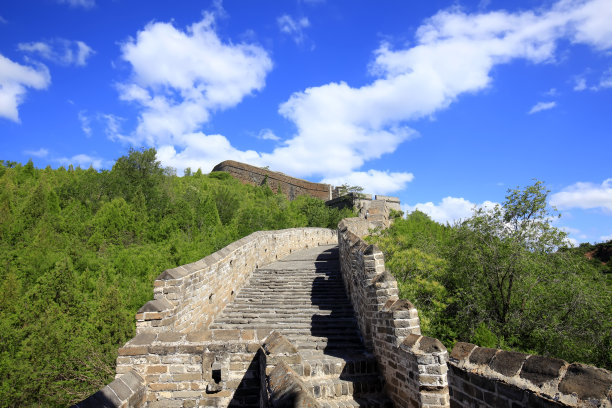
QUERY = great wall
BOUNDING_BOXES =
[75,162,611,408]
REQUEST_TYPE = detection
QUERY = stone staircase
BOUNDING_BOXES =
[210,245,393,407]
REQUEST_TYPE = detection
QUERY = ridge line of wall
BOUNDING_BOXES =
[212,160,331,200]
[337,217,450,408]
[336,217,612,408]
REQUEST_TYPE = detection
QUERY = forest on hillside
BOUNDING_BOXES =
[0,149,354,407]
[368,182,611,370]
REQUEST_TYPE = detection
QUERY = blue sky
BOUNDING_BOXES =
[1,0,611,244]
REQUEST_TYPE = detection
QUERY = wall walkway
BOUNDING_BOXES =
[76,220,611,408]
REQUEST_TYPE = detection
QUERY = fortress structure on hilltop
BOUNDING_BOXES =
[75,162,611,408]
[212,160,402,230]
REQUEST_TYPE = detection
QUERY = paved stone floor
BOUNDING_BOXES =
[211,245,393,407]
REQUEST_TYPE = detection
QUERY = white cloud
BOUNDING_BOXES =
[565,237,579,247]
[598,68,612,88]
[57,154,108,169]
[403,197,498,225]
[155,133,262,174]
[550,179,612,212]
[78,110,92,137]
[545,87,559,96]
[600,234,612,242]
[258,0,612,180]
[110,0,612,185]
[118,12,272,146]
[18,39,94,67]
[258,129,281,141]
[0,54,50,122]
[528,101,557,114]
[322,170,414,195]
[573,76,587,91]
[24,148,49,158]
[57,0,95,8]
[277,15,310,45]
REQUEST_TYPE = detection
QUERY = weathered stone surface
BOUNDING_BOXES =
[558,363,612,400]
[520,355,566,386]
[263,331,298,355]
[137,298,172,313]
[418,336,446,354]
[129,332,156,345]
[489,350,528,377]
[469,347,498,366]
[450,342,477,362]
[267,361,320,408]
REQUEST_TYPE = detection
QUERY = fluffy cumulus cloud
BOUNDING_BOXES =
[550,179,612,212]
[155,133,263,175]
[277,15,310,45]
[117,12,272,147]
[322,170,414,195]
[528,101,557,114]
[18,39,94,67]
[0,54,50,122]
[403,197,498,224]
[112,0,612,195]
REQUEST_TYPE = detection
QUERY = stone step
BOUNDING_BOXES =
[307,374,385,399]
[209,244,392,406]
[218,304,354,311]
[214,313,356,321]
[300,353,379,377]
[209,323,360,333]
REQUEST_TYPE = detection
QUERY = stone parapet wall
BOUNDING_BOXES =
[136,228,337,334]
[212,160,331,201]
[116,329,271,407]
[259,332,319,408]
[448,342,612,408]
[73,370,146,408]
[337,218,450,408]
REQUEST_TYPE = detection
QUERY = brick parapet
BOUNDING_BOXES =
[136,228,338,335]
[212,160,331,201]
[337,217,450,408]
[259,331,319,408]
[448,342,612,407]
[72,370,146,408]
[116,329,273,407]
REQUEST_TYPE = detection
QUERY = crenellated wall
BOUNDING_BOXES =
[337,217,450,408]
[448,342,612,407]
[337,216,611,408]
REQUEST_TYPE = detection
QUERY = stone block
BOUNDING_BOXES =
[449,342,476,363]
[558,363,612,400]
[468,347,497,366]
[519,355,566,387]
[489,350,528,377]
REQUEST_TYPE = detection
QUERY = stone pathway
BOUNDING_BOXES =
[210,245,393,407]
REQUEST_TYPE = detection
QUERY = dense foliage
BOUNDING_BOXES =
[368,181,611,369]
[0,149,354,407]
